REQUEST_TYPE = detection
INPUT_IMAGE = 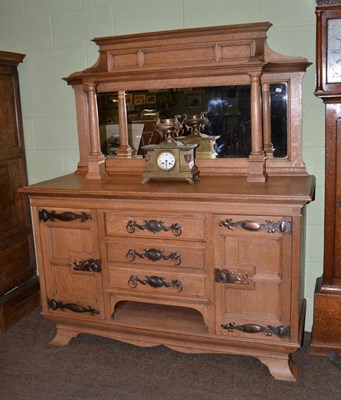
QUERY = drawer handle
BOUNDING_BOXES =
[219,218,291,234]
[221,322,290,338]
[47,298,100,316]
[214,268,249,285]
[73,258,102,272]
[128,274,183,292]
[126,248,181,266]
[39,209,92,223]
[126,219,182,236]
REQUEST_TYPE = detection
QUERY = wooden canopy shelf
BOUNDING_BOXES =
[64,22,311,182]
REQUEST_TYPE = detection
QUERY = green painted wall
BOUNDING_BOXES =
[0,0,323,331]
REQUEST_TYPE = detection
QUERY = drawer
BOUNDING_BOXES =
[106,238,206,270]
[108,266,206,298]
[104,212,205,240]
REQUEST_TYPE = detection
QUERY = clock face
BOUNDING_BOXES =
[156,151,176,171]
[327,18,341,83]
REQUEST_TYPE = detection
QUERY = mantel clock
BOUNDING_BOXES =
[141,135,199,184]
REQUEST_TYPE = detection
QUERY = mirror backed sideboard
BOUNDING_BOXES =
[21,22,315,381]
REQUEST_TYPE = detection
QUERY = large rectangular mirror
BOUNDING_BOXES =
[97,84,287,160]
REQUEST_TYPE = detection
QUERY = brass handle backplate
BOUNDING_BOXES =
[128,274,183,292]
[126,219,182,236]
[126,248,181,266]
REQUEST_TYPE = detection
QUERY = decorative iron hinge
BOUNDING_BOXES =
[47,299,100,316]
[219,218,291,234]
[221,322,290,338]
[39,209,92,223]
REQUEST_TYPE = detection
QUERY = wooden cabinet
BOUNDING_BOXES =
[311,1,341,354]
[21,23,314,382]
[23,174,314,382]
[0,51,39,333]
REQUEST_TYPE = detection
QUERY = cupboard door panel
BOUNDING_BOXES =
[214,215,292,341]
[38,209,103,317]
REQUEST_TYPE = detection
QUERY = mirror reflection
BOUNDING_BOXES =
[97,84,287,159]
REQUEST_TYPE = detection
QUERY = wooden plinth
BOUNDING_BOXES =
[0,276,40,334]
[311,278,341,355]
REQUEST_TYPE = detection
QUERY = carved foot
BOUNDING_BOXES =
[257,354,298,382]
[141,177,151,184]
[50,326,80,346]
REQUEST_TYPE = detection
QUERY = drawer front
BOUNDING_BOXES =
[108,266,206,298]
[104,212,205,240]
[106,238,206,270]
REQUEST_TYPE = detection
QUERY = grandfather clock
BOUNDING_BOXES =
[311,0,341,354]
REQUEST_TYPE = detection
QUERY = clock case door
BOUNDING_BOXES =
[312,2,341,354]
[315,6,341,95]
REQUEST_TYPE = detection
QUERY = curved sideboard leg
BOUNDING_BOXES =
[257,354,298,382]
[50,326,80,346]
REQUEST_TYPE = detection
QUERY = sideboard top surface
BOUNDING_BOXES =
[20,174,315,205]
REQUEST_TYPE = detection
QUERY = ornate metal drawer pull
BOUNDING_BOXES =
[221,322,290,338]
[73,258,102,272]
[39,209,92,223]
[126,248,181,266]
[47,298,100,316]
[128,274,183,292]
[126,219,182,236]
[219,218,291,234]
[214,268,249,284]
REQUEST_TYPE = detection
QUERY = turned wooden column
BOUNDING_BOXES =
[247,72,267,182]
[262,82,274,158]
[86,82,108,179]
[116,91,132,158]
[72,84,90,175]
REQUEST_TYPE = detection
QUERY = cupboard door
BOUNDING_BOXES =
[38,208,103,319]
[214,215,292,341]
[0,60,36,296]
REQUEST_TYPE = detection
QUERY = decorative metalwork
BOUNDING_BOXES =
[128,275,183,292]
[219,218,291,234]
[73,258,102,272]
[47,298,100,316]
[126,219,182,236]
[214,268,250,285]
[39,209,92,223]
[184,154,193,163]
[221,322,290,338]
[126,248,181,266]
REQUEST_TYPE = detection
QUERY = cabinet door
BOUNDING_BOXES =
[214,215,292,341]
[0,61,36,296]
[38,208,103,319]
